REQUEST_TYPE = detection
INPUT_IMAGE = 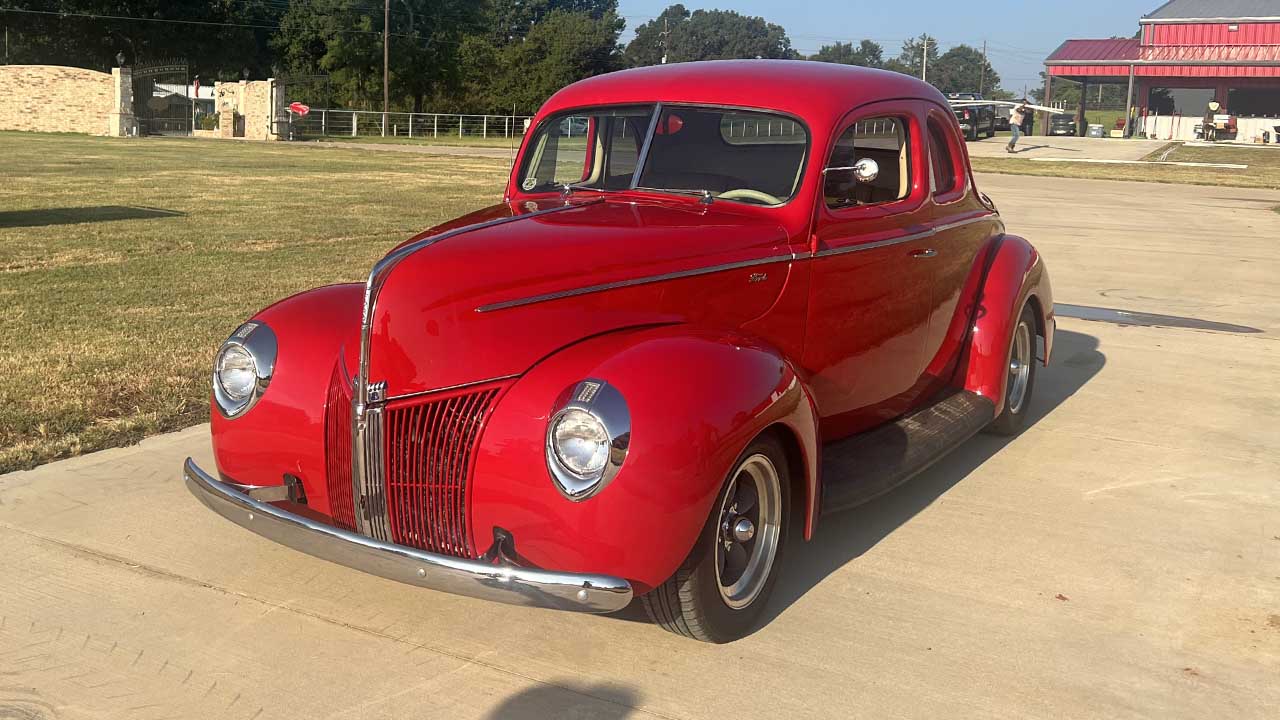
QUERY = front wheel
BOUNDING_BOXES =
[987,303,1039,436]
[641,434,790,642]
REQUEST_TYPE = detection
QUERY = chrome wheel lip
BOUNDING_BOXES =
[1006,320,1032,415]
[715,453,782,611]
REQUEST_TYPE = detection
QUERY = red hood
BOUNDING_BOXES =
[368,197,794,397]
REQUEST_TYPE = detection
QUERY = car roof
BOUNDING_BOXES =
[538,60,949,127]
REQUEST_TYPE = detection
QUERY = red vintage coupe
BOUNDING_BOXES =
[185,61,1053,643]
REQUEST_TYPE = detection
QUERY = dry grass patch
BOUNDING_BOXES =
[0,132,508,472]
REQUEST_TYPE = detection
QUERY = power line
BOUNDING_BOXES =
[0,6,418,38]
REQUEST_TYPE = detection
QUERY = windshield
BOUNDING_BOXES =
[517,104,808,206]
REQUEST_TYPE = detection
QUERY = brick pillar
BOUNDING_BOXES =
[108,67,137,137]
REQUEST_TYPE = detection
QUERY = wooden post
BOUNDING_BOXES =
[352,112,358,137]
[321,109,327,136]
[483,116,487,138]
[433,114,438,138]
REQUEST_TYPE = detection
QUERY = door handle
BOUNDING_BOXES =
[910,248,938,259]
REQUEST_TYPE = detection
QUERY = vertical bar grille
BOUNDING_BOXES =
[384,386,501,558]
[324,362,357,531]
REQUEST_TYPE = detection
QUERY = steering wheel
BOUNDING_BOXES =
[718,188,784,206]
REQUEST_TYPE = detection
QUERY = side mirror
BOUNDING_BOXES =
[822,157,880,184]
[852,158,879,184]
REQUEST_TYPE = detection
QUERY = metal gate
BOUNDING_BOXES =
[132,59,192,136]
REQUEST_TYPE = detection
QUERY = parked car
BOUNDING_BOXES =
[1050,114,1078,136]
[186,61,1054,643]
[947,92,997,141]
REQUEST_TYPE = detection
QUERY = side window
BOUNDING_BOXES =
[824,116,911,209]
[602,116,641,188]
[528,115,594,188]
[928,119,959,195]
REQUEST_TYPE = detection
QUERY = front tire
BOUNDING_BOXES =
[641,434,791,642]
[988,303,1038,436]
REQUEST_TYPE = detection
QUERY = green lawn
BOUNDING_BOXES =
[0,132,508,473]
[972,143,1280,190]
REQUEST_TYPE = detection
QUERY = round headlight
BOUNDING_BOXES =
[545,380,630,501]
[212,322,277,419]
[551,408,610,477]
[216,344,258,401]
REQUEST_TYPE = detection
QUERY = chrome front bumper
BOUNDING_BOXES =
[182,458,633,613]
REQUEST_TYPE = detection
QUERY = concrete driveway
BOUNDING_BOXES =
[966,135,1170,161]
[2,175,1277,719]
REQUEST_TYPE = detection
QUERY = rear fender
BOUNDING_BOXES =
[961,234,1054,413]
[469,325,819,592]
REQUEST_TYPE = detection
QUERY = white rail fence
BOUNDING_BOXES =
[289,110,534,140]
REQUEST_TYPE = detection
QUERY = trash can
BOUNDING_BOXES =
[1087,124,1105,138]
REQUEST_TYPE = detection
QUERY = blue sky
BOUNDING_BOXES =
[616,0,1162,95]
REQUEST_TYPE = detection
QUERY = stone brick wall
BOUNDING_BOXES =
[0,65,116,136]
[214,79,282,141]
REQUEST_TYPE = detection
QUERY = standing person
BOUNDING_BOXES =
[1203,99,1221,141]
[1007,99,1030,153]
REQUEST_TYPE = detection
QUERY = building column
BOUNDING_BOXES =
[1077,77,1089,137]
[1123,65,1136,138]
[1042,73,1053,136]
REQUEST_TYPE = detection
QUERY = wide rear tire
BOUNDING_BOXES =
[641,434,791,643]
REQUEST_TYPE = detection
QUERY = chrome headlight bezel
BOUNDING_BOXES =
[212,321,278,419]
[545,379,630,502]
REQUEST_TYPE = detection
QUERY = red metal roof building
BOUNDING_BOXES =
[1044,0,1280,140]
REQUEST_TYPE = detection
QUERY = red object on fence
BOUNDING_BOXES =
[288,102,311,117]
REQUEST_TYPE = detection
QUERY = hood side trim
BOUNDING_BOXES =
[474,252,797,314]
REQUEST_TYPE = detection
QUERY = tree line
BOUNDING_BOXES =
[2,1,1014,113]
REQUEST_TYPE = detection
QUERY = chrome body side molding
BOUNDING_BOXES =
[812,213,996,259]
[475,253,797,313]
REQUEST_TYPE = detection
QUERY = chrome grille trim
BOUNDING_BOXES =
[350,201,598,544]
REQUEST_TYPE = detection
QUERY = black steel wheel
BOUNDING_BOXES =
[641,433,791,643]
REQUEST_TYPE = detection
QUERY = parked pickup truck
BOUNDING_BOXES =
[185,61,1054,643]
[947,92,996,141]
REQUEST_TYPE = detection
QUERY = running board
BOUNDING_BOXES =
[820,390,996,515]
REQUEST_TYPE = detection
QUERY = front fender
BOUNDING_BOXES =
[210,283,363,517]
[469,325,819,592]
[962,234,1054,412]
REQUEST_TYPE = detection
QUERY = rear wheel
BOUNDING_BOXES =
[988,303,1038,436]
[641,434,790,643]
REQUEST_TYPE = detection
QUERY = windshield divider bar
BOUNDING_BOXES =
[630,103,663,190]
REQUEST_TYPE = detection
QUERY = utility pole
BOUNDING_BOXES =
[921,39,929,82]
[659,18,670,64]
[979,41,987,94]
[382,0,390,135]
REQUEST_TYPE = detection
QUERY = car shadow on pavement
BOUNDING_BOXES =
[758,327,1105,629]
[0,205,186,228]
[485,681,642,719]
